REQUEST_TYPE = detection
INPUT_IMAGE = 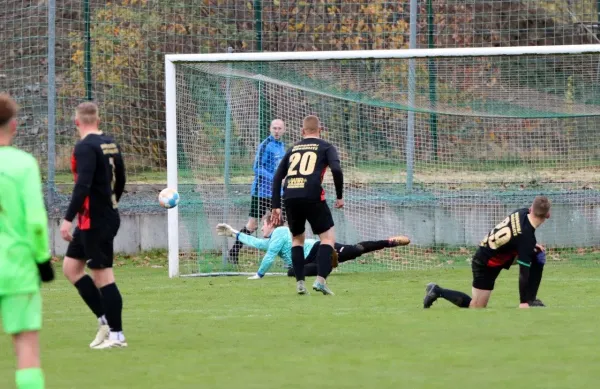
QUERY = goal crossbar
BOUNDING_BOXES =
[166,44,600,64]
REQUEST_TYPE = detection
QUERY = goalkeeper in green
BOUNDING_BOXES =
[0,93,55,389]
[217,212,410,279]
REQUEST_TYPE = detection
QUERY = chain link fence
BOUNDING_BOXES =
[1,0,600,214]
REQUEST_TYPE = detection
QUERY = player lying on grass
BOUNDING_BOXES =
[423,195,551,309]
[216,213,410,279]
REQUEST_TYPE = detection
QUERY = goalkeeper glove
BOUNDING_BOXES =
[216,223,239,238]
[535,250,546,265]
[248,273,264,280]
[37,259,55,283]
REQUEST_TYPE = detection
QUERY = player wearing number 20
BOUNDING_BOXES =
[271,115,344,295]
[423,196,551,309]
[60,102,128,349]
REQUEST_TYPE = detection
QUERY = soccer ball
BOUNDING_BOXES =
[158,188,180,209]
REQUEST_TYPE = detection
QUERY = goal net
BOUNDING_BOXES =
[165,45,600,277]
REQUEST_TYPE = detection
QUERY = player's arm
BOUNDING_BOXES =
[113,146,126,202]
[255,228,288,277]
[64,143,96,222]
[326,145,344,204]
[236,231,270,251]
[271,149,291,209]
[517,235,536,307]
[22,159,54,281]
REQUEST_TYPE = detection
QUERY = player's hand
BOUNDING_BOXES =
[518,303,530,309]
[248,273,263,280]
[535,243,545,253]
[37,258,55,283]
[60,220,73,242]
[271,209,282,225]
[216,223,238,238]
[334,199,344,209]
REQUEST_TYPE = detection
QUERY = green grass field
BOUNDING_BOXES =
[2,254,600,389]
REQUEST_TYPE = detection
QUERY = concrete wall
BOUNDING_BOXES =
[48,203,600,255]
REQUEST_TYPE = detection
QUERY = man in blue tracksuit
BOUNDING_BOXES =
[228,119,287,264]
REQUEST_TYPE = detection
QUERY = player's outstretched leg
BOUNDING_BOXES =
[423,283,472,308]
[63,257,108,348]
[336,236,411,263]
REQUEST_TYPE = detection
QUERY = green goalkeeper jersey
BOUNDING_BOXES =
[0,146,50,295]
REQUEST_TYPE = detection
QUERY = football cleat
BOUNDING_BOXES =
[388,235,411,247]
[313,281,335,295]
[297,280,308,295]
[529,299,546,307]
[89,324,109,348]
[423,282,440,308]
[91,339,128,350]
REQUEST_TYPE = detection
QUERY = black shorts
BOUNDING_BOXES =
[284,200,334,236]
[471,259,503,291]
[65,219,120,269]
[249,196,271,219]
[305,242,345,263]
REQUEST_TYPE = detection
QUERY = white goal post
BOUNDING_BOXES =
[165,44,600,278]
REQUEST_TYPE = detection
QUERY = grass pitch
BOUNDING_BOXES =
[2,255,600,389]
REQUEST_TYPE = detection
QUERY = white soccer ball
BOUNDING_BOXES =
[158,188,180,209]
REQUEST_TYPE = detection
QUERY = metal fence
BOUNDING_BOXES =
[1,0,600,213]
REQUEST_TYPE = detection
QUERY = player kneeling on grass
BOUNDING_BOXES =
[423,196,551,309]
[217,213,410,279]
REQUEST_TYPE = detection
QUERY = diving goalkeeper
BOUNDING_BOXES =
[217,212,410,279]
[0,93,54,389]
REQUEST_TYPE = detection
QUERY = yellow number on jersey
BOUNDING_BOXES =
[480,216,512,249]
[287,151,317,176]
[108,157,118,208]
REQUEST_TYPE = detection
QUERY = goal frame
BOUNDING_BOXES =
[165,44,600,277]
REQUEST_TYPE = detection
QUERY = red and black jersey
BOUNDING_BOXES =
[64,132,126,230]
[474,208,537,269]
[271,137,343,208]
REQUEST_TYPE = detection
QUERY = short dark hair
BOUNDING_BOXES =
[76,101,100,125]
[532,196,551,218]
[0,93,19,127]
[302,115,320,134]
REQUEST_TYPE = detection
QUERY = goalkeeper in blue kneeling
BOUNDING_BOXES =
[217,212,410,279]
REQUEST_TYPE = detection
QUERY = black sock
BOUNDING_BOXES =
[100,283,123,332]
[228,227,251,262]
[527,263,544,301]
[439,287,472,308]
[74,275,105,318]
[357,240,390,254]
[316,244,334,279]
[291,246,305,281]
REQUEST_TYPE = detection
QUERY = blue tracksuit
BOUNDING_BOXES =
[251,135,286,198]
